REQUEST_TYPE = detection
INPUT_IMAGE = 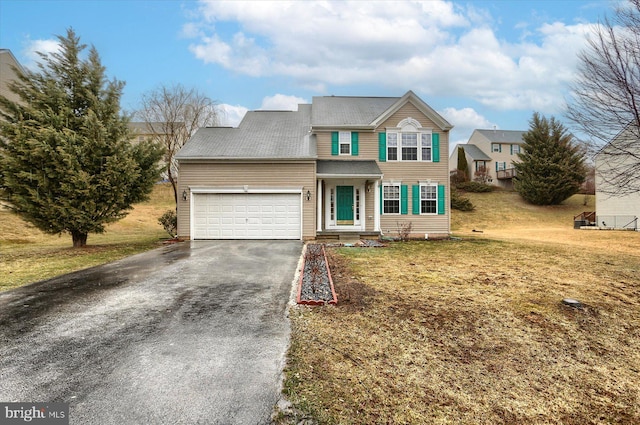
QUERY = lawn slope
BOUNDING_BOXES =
[0,184,174,291]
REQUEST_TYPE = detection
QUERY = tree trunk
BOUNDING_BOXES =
[72,231,88,248]
[168,169,178,206]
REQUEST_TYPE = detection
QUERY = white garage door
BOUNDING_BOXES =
[192,193,301,239]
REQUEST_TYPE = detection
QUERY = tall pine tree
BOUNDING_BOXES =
[514,113,586,205]
[0,28,163,247]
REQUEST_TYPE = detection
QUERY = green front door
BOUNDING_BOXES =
[336,186,354,225]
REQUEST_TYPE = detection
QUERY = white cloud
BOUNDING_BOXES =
[440,107,496,147]
[218,104,248,127]
[22,38,60,70]
[259,94,307,110]
[186,0,597,115]
[441,107,495,130]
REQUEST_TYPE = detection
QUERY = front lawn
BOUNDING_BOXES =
[281,193,640,424]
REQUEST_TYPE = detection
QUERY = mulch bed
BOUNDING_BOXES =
[297,241,386,305]
[297,243,337,305]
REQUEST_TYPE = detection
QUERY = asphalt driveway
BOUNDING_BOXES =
[0,240,302,424]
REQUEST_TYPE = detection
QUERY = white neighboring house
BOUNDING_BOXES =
[595,129,640,230]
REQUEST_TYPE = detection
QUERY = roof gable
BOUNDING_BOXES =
[370,91,453,131]
[310,91,451,131]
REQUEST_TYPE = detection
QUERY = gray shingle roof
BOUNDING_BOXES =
[316,160,383,177]
[176,105,315,160]
[476,129,526,144]
[461,144,491,161]
[311,96,398,127]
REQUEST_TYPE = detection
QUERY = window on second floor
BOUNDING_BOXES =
[511,144,520,154]
[387,132,433,161]
[331,131,359,156]
[339,131,351,155]
[387,133,398,160]
[492,143,501,153]
[401,133,418,160]
[379,118,439,163]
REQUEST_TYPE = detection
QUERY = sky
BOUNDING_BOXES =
[0,0,615,146]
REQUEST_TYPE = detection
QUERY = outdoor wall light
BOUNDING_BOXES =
[182,190,188,201]
[305,190,312,201]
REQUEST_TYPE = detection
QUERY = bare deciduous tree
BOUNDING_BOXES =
[567,0,640,195]
[136,84,219,204]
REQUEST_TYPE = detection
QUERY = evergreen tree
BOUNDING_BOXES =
[0,28,163,247]
[514,113,586,205]
[456,145,469,182]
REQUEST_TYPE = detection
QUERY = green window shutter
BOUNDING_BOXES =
[499,144,502,153]
[438,185,446,215]
[495,162,499,172]
[510,144,513,155]
[331,132,339,156]
[378,132,386,162]
[412,185,420,215]
[351,132,359,156]
[401,185,408,215]
[432,133,440,162]
[379,185,383,214]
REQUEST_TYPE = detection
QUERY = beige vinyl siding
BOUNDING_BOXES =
[0,51,24,107]
[377,103,450,236]
[314,101,451,236]
[177,160,316,239]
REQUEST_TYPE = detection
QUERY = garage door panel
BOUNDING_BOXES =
[193,193,301,240]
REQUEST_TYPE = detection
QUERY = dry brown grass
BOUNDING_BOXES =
[0,183,175,290]
[282,192,640,424]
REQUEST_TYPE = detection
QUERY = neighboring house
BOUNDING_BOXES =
[0,49,26,108]
[450,129,525,189]
[595,129,640,230]
[175,90,453,240]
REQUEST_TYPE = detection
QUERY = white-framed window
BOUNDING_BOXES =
[512,144,520,154]
[496,162,506,171]
[339,131,351,155]
[421,133,432,161]
[401,133,418,160]
[492,143,501,153]
[383,184,400,214]
[387,133,398,160]
[387,131,432,161]
[420,184,437,214]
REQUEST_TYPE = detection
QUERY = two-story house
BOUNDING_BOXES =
[175,91,452,240]
[450,129,525,189]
